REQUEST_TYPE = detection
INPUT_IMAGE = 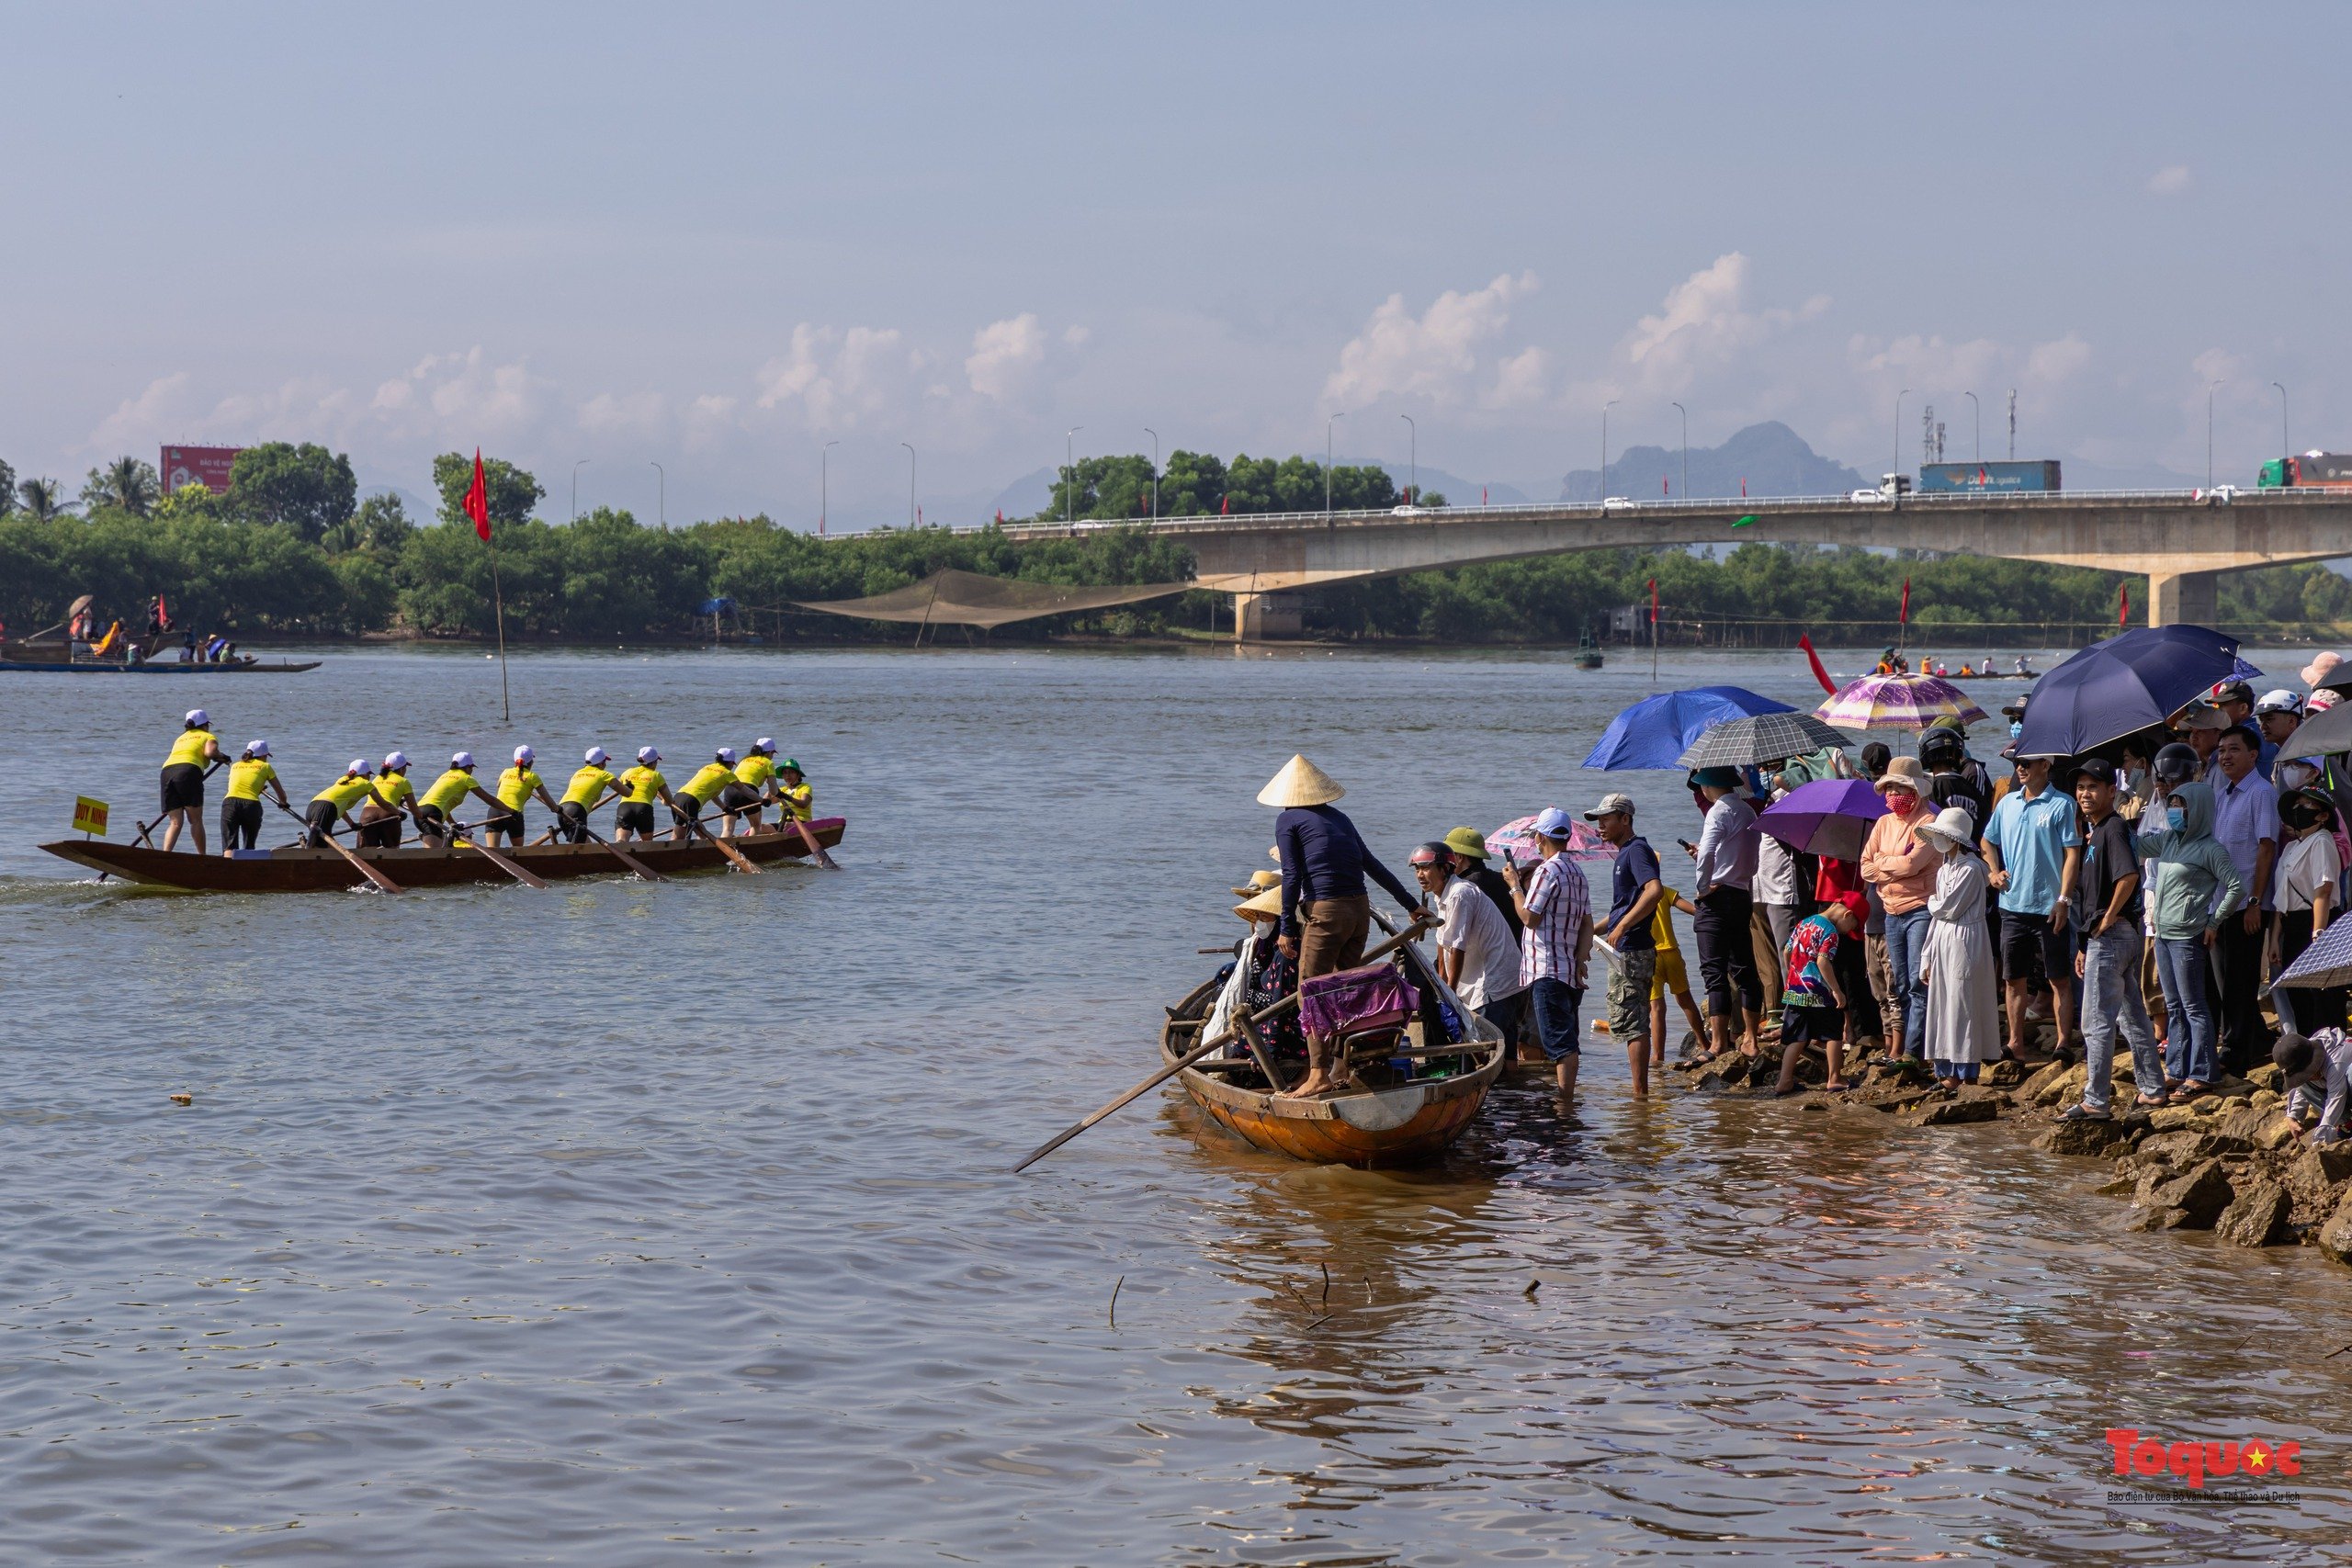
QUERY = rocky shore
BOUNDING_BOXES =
[1671,1047,2352,1264]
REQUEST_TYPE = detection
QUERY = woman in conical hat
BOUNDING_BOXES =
[1261,753,1421,1095]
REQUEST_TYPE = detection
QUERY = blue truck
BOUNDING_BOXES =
[1917,459,2062,494]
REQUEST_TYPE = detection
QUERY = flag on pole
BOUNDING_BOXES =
[1740,478,1747,497]
[1648,576,1658,626]
[1662,476,1669,495]
[1481,485,1487,506]
[2120,581,2131,627]
[995,508,1003,524]
[1220,495,1229,515]
[465,449,491,541]
[1898,578,1911,625]
[1797,633,1838,695]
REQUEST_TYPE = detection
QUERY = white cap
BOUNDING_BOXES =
[246,739,270,759]
[637,746,662,764]
[348,757,374,776]
[716,746,738,764]
[186,708,209,727]
[450,750,475,769]
[382,750,408,770]
[753,737,776,753]
[2256,688,2304,716]
[514,745,535,764]
[584,745,611,766]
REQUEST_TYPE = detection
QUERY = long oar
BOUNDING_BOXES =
[273,798,403,894]
[442,826,549,888]
[776,811,840,870]
[680,809,762,874]
[1012,915,1434,1174]
[568,818,669,883]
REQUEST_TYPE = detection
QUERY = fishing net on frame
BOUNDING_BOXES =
[790,569,1194,630]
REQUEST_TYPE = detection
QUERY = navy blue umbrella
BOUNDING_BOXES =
[2014,626,2259,759]
[1582,685,1793,770]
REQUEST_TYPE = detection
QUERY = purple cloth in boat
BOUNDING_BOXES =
[1298,962,1419,1038]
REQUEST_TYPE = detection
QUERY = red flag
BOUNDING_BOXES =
[1740,478,1747,498]
[1898,578,1911,625]
[1481,484,1487,506]
[465,449,491,541]
[1648,576,1658,626]
[1797,633,1838,695]
[1662,476,1669,496]
[1220,494,1229,515]
[156,592,169,630]
[994,508,1003,524]
[2120,581,2131,627]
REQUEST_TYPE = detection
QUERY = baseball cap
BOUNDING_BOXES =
[1583,792,1635,820]
[1532,807,1577,839]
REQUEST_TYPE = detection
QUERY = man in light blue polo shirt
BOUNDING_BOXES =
[1983,752,2084,1060]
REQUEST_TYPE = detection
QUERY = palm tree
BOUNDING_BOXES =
[80,456,161,517]
[18,477,63,521]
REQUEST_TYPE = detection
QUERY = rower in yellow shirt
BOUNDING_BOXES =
[774,758,813,823]
[557,747,626,842]
[615,747,678,841]
[218,739,290,855]
[671,748,741,841]
[307,758,382,847]
[415,750,505,847]
[729,738,779,835]
[355,750,417,849]
[159,707,221,853]
[489,745,560,848]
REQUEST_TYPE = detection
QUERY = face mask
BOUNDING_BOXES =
[2009,721,2024,738]
[2167,807,2187,831]
[2127,765,2149,785]
[2280,763,2316,790]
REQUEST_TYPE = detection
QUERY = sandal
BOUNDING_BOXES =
[2059,1104,2112,1122]
[2134,1092,2169,1109]
[1821,1080,1855,1092]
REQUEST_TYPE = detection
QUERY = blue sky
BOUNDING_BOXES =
[6,2,2346,525]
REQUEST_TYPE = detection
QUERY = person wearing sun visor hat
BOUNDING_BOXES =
[306,757,380,848]
[159,706,223,855]
[416,750,505,847]
[614,748,676,841]
[489,745,560,848]
[557,746,627,843]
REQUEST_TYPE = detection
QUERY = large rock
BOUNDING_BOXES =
[2022,1059,2075,1103]
[2252,1088,2283,1111]
[2138,1158,2234,1228]
[2032,1063,2090,1109]
[2298,1143,2352,1186]
[2257,1115,2304,1152]
[2247,1063,2286,1092]
[2215,1179,2294,1247]
[2317,1190,2352,1266]
[2148,1103,2210,1133]
[1983,1058,2024,1087]
[2126,1205,2194,1232]
[2215,1105,2275,1143]
[1901,1096,1999,1128]
[2034,1118,2138,1157]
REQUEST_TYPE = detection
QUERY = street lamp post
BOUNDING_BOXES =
[2207,382,2224,490]
[821,440,839,535]
[1398,413,1416,505]
[1893,389,1910,489]
[1066,427,1083,525]
[1325,412,1345,518]
[2273,381,2290,461]
[899,443,916,526]
[1670,401,1688,500]
[650,461,664,526]
[1600,400,1619,502]
[1143,427,1159,520]
[571,459,589,522]
[1964,391,1980,462]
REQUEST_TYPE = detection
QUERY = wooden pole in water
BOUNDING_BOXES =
[490,529,511,723]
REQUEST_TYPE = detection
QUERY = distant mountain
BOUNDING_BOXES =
[1561,420,1865,502]
[360,483,434,517]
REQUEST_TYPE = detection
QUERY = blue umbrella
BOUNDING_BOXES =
[2278,914,2352,989]
[2014,626,2260,760]
[1583,686,1794,770]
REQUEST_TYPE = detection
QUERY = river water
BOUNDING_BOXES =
[2,644,2348,1565]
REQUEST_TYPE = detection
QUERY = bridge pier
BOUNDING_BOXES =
[1232,591,1304,641]
[2147,570,2218,628]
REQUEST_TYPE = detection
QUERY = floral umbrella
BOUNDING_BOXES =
[1487,813,1617,866]
[1815,673,1990,732]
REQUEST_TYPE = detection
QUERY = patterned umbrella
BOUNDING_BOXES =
[1487,813,1617,864]
[1674,711,1853,770]
[1815,673,1989,732]
[2278,911,2352,989]
[1582,686,1793,770]
[1758,778,1889,861]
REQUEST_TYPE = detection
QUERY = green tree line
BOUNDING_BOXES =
[3,442,2346,642]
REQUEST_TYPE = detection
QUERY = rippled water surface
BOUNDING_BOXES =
[4,644,2349,1565]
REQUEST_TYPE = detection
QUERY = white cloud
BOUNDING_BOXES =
[1483,345,1550,411]
[965,313,1049,401]
[578,389,668,437]
[752,324,918,429]
[2026,333,2092,383]
[2146,164,2192,196]
[1319,272,1540,408]
[1616,253,1828,398]
[371,347,547,436]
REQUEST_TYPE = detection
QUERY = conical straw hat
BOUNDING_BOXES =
[1257,753,1344,808]
[1234,886,1285,922]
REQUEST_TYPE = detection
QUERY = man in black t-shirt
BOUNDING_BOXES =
[2062,761,2159,1120]
[1589,793,1665,1095]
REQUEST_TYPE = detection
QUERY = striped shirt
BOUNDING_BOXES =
[1517,852,1590,988]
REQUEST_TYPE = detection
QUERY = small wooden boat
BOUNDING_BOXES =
[1575,631,1604,670]
[41,818,844,892]
[1158,956,1506,1168]
[0,655,322,673]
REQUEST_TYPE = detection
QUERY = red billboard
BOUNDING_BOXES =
[161,445,242,494]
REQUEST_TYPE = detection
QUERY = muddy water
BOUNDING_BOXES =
[2,645,2346,1563]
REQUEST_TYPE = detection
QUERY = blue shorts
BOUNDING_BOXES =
[1528,976,1584,1061]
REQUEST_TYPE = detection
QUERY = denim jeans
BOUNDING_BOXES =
[2080,923,2159,1111]
[1883,906,1932,1057]
[2153,934,2217,1087]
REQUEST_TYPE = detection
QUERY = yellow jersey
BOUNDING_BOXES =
[164,728,217,768]
[775,780,812,821]
[312,774,379,812]
[224,759,278,802]
[421,768,478,812]
[1651,901,1679,953]
[562,765,618,807]
[496,766,545,811]
[734,753,775,792]
[619,764,667,804]
[679,762,736,804]
[375,772,415,808]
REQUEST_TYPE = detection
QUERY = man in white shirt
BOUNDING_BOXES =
[1686,766,1764,1057]
[2276,1030,2352,1144]
[1411,842,1525,1049]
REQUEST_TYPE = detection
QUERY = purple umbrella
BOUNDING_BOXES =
[1758,778,1888,862]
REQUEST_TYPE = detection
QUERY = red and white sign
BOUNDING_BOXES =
[160,445,242,494]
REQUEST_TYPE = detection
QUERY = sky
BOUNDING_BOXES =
[6,2,2348,527]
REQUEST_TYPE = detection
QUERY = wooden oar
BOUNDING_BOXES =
[447,831,549,889]
[680,810,761,874]
[1012,915,1434,1174]
[567,818,668,882]
[272,798,403,894]
[758,805,840,869]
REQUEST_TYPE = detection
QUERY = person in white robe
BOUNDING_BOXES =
[1918,806,2003,1084]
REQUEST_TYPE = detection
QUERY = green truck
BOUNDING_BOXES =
[2258,452,2352,489]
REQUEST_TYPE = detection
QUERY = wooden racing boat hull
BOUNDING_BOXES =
[1159,986,1503,1168]
[0,659,321,673]
[40,818,844,892]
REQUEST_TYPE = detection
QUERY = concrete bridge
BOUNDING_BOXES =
[999,489,2352,638]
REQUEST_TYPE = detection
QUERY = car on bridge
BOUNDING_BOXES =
[1601,496,1635,513]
